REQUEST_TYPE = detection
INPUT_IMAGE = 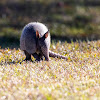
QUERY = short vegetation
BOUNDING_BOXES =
[0,40,100,100]
[0,0,100,100]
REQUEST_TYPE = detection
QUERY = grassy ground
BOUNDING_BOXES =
[0,40,100,100]
[0,1,100,100]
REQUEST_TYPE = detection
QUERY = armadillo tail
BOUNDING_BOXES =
[49,50,67,60]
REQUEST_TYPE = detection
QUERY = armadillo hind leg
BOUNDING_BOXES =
[32,53,43,61]
[24,50,31,61]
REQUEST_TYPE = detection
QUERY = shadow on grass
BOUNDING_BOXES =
[0,36,20,49]
[0,59,35,66]
[51,35,100,43]
[0,60,21,66]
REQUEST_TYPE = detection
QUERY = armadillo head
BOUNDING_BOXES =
[36,31,50,61]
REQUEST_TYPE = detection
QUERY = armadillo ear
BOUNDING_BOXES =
[44,31,49,38]
[36,31,39,38]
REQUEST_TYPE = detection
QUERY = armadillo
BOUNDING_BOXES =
[20,22,67,61]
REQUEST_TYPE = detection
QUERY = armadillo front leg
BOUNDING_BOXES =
[24,50,31,61]
[32,53,41,61]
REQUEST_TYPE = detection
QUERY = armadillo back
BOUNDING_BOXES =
[20,22,50,54]
[20,23,37,54]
